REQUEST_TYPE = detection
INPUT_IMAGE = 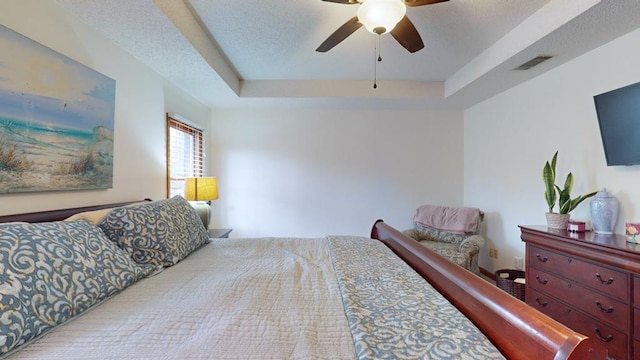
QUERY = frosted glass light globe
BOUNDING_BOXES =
[357,0,407,35]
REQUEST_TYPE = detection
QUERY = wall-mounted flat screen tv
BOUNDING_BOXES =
[593,80,640,166]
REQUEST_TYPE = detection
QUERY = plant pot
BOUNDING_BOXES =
[546,213,570,230]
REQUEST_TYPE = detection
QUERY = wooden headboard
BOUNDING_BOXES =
[0,199,150,223]
[371,219,606,360]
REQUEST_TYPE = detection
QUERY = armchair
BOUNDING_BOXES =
[403,205,485,274]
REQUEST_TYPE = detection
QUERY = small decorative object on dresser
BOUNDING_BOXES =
[521,225,640,360]
[542,151,597,229]
[626,222,640,244]
[590,188,619,234]
[567,220,587,233]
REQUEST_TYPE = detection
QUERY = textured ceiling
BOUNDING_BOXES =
[189,0,546,81]
[54,0,640,110]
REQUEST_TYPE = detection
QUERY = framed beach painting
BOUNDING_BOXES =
[0,24,115,193]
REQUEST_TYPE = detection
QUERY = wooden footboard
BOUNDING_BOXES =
[371,219,606,360]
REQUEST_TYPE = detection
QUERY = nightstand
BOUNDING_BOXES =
[208,228,232,238]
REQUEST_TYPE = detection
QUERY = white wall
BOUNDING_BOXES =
[0,0,209,215]
[210,109,464,238]
[9,1,636,272]
[465,28,640,272]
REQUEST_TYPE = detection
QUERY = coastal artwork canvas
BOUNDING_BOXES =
[0,25,115,193]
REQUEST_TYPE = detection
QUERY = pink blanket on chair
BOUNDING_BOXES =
[414,205,481,234]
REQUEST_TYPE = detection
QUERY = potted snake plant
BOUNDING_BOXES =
[543,151,597,229]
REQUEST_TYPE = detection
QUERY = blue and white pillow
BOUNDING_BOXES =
[98,196,210,267]
[0,219,154,356]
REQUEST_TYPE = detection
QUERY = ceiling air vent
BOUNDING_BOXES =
[514,55,553,70]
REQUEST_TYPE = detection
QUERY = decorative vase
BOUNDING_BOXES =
[590,188,619,234]
[546,212,570,230]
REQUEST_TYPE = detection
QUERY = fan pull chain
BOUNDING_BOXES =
[373,36,377,89]
[373,35,382,89]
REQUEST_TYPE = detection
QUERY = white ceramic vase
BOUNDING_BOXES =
[590,188,618,234]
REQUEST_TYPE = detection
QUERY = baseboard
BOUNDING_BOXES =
[479,267,495,281]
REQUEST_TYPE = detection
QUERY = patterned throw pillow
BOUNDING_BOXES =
[98,196,209,267]
[0,219,153,356]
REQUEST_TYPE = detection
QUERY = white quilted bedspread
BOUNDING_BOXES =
[6,238,356,360]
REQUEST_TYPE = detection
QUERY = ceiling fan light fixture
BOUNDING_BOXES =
[357,0,407,35]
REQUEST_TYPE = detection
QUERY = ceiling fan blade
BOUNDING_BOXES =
[403,0,449,7]
[321,0,359,4]
[390,16,424,53]
[316,16,362,52]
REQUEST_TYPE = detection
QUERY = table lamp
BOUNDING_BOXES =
[184,177,218,228]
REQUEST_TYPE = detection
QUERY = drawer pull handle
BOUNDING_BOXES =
[535,275,548,285]
[566,258,572,263]
[595,301,614,313]
[535,254,548,262]
[534,297,548,307]
[566,283,572,289]
[593,327,613,343]
[595,273,614,285]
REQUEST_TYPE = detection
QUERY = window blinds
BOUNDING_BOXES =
[166,114,203,198]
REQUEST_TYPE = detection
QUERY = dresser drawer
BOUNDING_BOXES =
[635,276,640,307]
[528,245,628,301]
[567,316,628,360]
[527,267,627,329]
[527,287,574,324]
[526,288,627,360]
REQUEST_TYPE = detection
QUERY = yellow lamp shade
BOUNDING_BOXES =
[184,177,218,201]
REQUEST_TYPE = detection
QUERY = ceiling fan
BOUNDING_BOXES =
[316,0,448,53]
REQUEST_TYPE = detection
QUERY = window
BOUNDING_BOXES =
[166,114,203,198]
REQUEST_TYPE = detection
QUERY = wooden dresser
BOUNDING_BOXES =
[520,226,640,360]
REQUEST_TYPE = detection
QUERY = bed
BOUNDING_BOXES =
[0,198,605,359]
